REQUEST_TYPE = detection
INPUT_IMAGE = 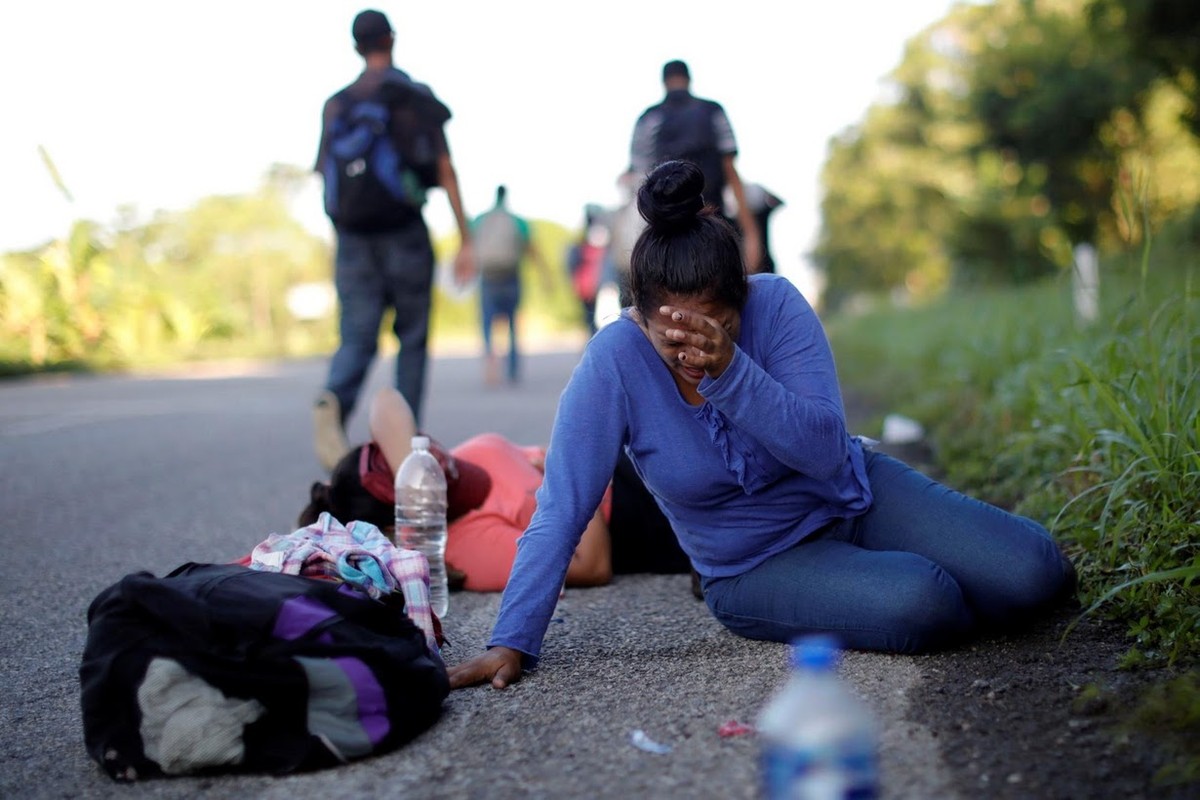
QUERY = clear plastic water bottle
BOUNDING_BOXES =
[756,635,880,800]
[394,435,449,618]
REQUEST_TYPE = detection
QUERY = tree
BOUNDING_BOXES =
[814,0,1176,306]
[813,13,976,308]
[964,0,1150,255]
[1090,0,1200,137]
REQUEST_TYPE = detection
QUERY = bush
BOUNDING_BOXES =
[827,253,1199,666]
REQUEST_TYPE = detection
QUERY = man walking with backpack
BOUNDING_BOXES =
[312,8,475,472]
[471,185,550,386]
[629,59,763,273]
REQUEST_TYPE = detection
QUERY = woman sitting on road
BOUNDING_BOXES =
[298,386,691,592]
[448,160,1077,690]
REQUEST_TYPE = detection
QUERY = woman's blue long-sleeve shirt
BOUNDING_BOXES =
[488,274,873,661]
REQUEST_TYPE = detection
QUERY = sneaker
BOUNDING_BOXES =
[691,569,704,600]
[313,390,350,472]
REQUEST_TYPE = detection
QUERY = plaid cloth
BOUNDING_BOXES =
[249,512,440,659]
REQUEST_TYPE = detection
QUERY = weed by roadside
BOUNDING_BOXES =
[826,255,1198,789]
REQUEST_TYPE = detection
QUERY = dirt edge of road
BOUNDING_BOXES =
[850,400,1195,799]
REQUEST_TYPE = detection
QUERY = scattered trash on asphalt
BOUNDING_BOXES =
[881,413,925,444]
[717,719,755,738]
[630,729,672,754]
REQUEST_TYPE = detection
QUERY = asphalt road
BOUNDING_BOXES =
[0,349,961,799]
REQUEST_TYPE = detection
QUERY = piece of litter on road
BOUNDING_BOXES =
[630,729,672,754]
[717,719,755,738]
[881,413,925,444]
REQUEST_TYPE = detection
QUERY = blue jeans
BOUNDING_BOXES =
[701,451,1075,654]
[325,223,434,424]
[480,274,521,382]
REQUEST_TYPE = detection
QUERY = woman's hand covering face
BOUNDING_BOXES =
[658,304,738,380]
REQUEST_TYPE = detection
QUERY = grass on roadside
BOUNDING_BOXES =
[826,255,1198,787]
[827,261,1197,667]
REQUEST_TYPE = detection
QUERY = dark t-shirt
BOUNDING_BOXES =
[630,89,738,210]
[608,450,691,575]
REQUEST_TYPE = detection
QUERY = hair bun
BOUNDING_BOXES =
[637,160,705,231]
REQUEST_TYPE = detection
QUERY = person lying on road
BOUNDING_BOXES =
[298,386,692,592]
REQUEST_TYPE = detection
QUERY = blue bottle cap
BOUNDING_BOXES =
[790,634,841,671]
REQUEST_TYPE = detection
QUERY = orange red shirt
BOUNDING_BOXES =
[445,434,544,591]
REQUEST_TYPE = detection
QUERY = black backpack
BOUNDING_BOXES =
[322,80,448,232]
[79,563,448,781]
[654,96,725,210]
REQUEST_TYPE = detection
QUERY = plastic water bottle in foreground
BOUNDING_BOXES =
[394,435,449,618]
[757,635,880,799]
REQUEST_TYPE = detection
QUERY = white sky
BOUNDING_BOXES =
[0,1,961,294]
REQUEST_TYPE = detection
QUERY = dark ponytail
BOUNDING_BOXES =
[630,160,747,320]
[295,445,393,530]
[297,482,334,527]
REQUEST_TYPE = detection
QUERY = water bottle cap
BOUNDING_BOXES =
[790,634,841,671]
[410,435,430,450]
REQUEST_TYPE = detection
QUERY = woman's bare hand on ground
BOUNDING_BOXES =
[447,646,524,690]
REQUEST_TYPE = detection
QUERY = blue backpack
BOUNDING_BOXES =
[322,91,429,232]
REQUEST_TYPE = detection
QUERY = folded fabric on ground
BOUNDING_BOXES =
[249,512,439,657]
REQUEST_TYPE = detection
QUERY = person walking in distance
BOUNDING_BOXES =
[726,182,784,274]
[565,204,610,336]
[629,59,763,273]
[312,8,475,472]
[471,185,552,386]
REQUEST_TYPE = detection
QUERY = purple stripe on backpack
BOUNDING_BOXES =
[335,656,389,745]
[273,596,338,640]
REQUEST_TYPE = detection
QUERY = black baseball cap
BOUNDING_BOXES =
[662,60,690,81]
[352,9,393,45]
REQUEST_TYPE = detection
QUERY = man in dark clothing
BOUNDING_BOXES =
[628,59,762,272]
[312,8,475,472]
[726,182,785,274]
